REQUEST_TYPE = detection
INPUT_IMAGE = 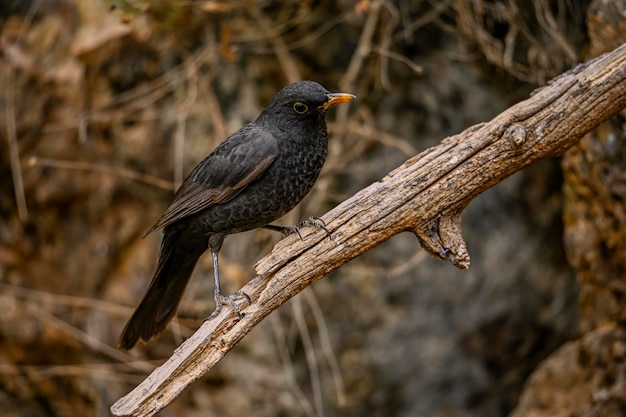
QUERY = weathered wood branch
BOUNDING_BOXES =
[111,43,626,417]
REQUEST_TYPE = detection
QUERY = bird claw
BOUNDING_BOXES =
[300,216,330,235]
[288,217,331,240]
[264,217,331,240]
[205,290,251,321]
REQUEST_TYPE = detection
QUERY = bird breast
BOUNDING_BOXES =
[195,133,328,235]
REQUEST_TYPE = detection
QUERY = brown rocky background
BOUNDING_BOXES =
[0,0,624,416]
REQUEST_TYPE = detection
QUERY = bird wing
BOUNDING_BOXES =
[145,125,278,235]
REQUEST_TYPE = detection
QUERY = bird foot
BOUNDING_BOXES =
[298,216,331,237]
[205,290,251,321]
[264,216,330,240]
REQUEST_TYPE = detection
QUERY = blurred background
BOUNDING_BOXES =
[1,0,623,416]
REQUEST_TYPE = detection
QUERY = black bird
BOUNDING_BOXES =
[118,81,355,350]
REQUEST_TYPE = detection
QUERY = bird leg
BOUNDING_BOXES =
[205,250,251,321]
[263,216,330,240]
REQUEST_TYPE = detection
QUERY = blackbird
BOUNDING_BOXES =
[118,81,355,349]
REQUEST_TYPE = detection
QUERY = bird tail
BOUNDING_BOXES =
[118,230,207,350]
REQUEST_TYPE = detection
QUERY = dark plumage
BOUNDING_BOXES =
[118,81,355,350]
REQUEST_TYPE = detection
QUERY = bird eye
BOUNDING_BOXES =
[293,102,308,114]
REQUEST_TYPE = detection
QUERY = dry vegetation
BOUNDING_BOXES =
[1,1,624,417]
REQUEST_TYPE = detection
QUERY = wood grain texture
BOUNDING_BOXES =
[111,43,626,417]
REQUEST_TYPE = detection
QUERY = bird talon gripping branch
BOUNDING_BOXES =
[300,216,331,236]
[118,81,355,350]
[205,290,250,322]
[263,216,330,240]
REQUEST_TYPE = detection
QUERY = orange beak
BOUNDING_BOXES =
[319,93,356,111]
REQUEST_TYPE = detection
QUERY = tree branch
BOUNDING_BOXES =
[111,43,626,417]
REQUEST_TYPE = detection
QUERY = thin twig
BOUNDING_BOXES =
[303,289,346,407]
[393,0,454,43]
[27,303,153,372]
[378,1,400,91]
[242,13,349,54]
[4,68,28,221]
[270,314,317,417]
[174,56,199,188]
[27,157,175,191]
[247,0,301,83]
[340,0,383,91]
[0,282,131,315]
[373,46,424,76]
[292,297,324,417]
[336,0,383,138]
[0,363,147,384]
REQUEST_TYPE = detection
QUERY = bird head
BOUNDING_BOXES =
[257,81,355,127]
